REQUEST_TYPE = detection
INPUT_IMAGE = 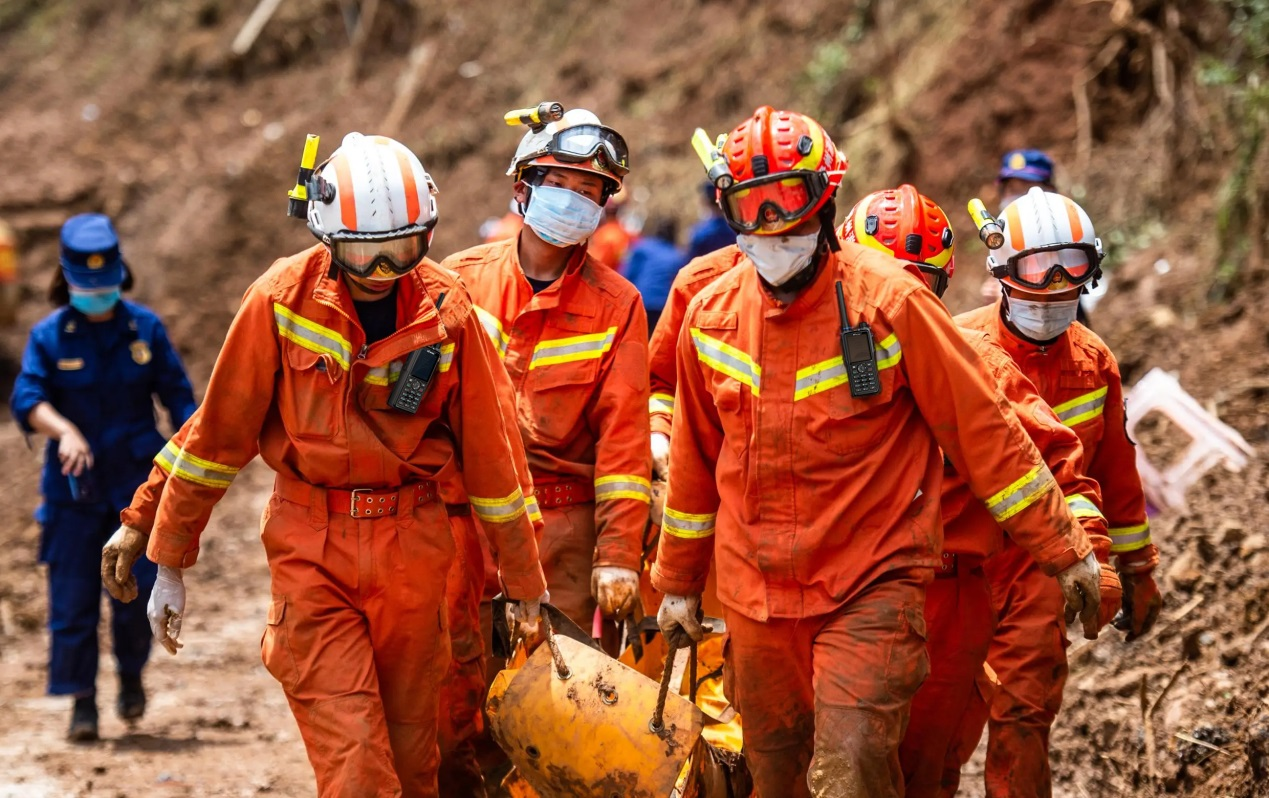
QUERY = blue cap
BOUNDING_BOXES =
[60,213,125,289]
[997,149,1055,184]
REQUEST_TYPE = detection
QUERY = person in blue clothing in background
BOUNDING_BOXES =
[622,216,688,332]
[10,213,196,742]
[684,181,737,261]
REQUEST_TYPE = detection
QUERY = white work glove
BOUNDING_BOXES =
[657,594,704,650]
[1056,551,1102,641]
[101,525,147,603]
[147,565,186,655]
[591,566,640,619]
[650,432,671,481]
[507,591,548,643]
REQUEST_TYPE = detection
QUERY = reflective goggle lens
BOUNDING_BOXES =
[549,125,630,176]
[1012,247,1093,288]
[723,175,816,233]
[330,233,429,276]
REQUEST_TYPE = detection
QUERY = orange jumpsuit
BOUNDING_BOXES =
[122,246,546,798]
[652,244,1092,798]
[441,238,651,629]
[957,298,1150,797]
[899,330,1109,797]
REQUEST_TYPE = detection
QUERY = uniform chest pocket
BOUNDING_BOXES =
[801,363,897,457]
[710,379,753,458]
[522,356,599,446]
[280,345,343,442]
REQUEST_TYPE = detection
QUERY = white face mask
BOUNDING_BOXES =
[1006,295,1079,341]
[737,233,819,287]
[522,185,603,247]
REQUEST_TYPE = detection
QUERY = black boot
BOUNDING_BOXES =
[117,674,146,721]
[68,696,99,742]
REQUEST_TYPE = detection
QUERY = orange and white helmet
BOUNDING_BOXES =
[988,187,1103,293]
[307,133,439,278]
[839,184,954,296]
[507,108,629,202]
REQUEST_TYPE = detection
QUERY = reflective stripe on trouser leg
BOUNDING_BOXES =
[899,568,994,798]
[259,492,454,798]
[982,542,1068,798]
[537,503,599,630]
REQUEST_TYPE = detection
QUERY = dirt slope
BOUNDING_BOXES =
[0,0,1266,795]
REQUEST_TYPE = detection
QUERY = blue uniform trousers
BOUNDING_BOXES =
[42,502,156,695]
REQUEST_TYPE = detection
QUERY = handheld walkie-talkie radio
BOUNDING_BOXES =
[836,281,881,398]
[387,293,447,414]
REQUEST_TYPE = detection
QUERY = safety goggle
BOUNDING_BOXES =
[992,241,1102,290]
[546,124,630,177]
[914,264,950,298]
[720,171,831,234]
[327,221,436,278]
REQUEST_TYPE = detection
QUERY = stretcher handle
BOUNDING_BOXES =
[650,638,697,733]
[541,612,571,680]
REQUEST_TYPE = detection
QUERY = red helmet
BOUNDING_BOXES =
[719,107,848,235]
[839,184,955,297]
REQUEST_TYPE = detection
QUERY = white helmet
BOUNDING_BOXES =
[506,108,628,201]
[308,133,439,278]
[987,187,1103,293]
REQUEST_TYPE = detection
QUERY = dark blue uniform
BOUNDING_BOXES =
[11,300,195,695]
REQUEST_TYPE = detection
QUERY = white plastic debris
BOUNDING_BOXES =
[1125,368,1255,514]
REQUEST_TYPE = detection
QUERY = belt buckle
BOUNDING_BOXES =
[349,488,371,518]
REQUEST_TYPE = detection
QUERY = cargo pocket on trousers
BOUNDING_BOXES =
[261,596,300,692]
[884,602,930,701]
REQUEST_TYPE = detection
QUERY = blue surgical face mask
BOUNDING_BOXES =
[523,185,604,247]
[69,287,121,315]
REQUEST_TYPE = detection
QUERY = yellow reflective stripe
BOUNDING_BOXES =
[1109,521,1151,552]
[525,494,542,523]
[594,474,652,503]
[529,327,617,369]
[438,342,455,373]
[1053,386,1108,427]
[649,393,675,416]
[794,356,849,401]
[156,440,239,489]
[469,487,527,524]
[473,306,510,357]
[1065,494,1105,520]
[662,506,716,539]
[690,329,761,395]
[875,333,902,370]
[364,361,404,386]
[273,303,352,370]
[984,464,1057,523]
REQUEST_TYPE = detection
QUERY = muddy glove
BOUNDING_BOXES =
[650,432,671,482]
[147,565,186,655]
[101,525,147,603]
[1113,544,1163,641]
[1055,551,1102,640]
[507,591,548,642]
[592,566,640,619]
[1096,559,1123,632]
[657,594,704,650]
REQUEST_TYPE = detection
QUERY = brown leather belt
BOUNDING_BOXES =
[532,477,594,509]
[274,477,468,518]
[935,552,985,579]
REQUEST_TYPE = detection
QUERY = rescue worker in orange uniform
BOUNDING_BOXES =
[587,187,635,270]
[440,107,651,633]
[652,107,1104,798]
[836,186,1121,797]
[98,133,547,798]
[955,187,1162,797]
